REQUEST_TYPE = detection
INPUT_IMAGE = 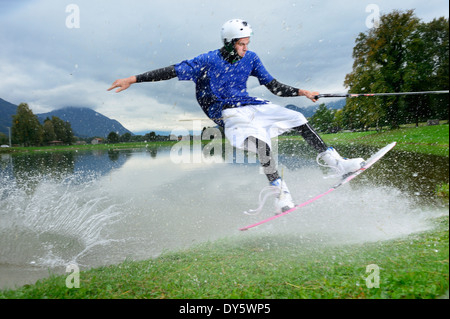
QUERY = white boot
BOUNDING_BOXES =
[270,178,295,214]
[318,147,365,176]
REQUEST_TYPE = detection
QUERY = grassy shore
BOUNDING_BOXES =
[1,124,448,299]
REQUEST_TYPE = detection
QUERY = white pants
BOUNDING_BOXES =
[222,103,308,153]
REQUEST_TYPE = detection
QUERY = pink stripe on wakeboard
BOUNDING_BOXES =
[239,188,335,231]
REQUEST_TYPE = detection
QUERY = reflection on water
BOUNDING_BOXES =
[0,141,448,289]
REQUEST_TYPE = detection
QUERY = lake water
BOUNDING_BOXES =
[0,141,448,289]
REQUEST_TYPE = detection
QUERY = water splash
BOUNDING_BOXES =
[0,172,126,268]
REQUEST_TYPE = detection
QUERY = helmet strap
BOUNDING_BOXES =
[221,39,242,64]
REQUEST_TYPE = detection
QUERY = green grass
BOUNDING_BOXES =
[1,217,448,299]
[437,183,449,199]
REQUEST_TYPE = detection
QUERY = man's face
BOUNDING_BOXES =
[234,37,250,58]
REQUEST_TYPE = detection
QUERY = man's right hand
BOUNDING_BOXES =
[107,76,137,93]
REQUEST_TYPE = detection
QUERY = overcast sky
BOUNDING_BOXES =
[0,0,448,133]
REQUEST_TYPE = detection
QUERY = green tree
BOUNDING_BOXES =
[144,131,156,141]
[344,31,385,130]
[310,104,336,133]
[120,132,132,142]
[345,10,427,129]
[345,11,449,128]
[63,121,74,145]
[48,116,74,144]
[332,109,344,132]
[51,116,66,141]
[42,117,56,144]
[107,131,119,143]
[0,132,8,145]
[12,103,43,146]
[420,17,449,122]
[403,17,449,125]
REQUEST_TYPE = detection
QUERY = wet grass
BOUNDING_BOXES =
[437,183,449,200]
[1,216,448,299]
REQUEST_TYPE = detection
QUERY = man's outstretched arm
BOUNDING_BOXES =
[108,66,177,93]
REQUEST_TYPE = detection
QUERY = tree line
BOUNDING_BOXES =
[11,103,74,146]
[310,10,448,132]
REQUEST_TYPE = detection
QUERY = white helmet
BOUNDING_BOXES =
[221,19,253,44]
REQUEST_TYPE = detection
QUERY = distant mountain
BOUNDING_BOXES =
[0,98,18,135]
[325,98,347,110]
[286,98,346,118]
[37,107,133,138]
[0,98,133,138]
